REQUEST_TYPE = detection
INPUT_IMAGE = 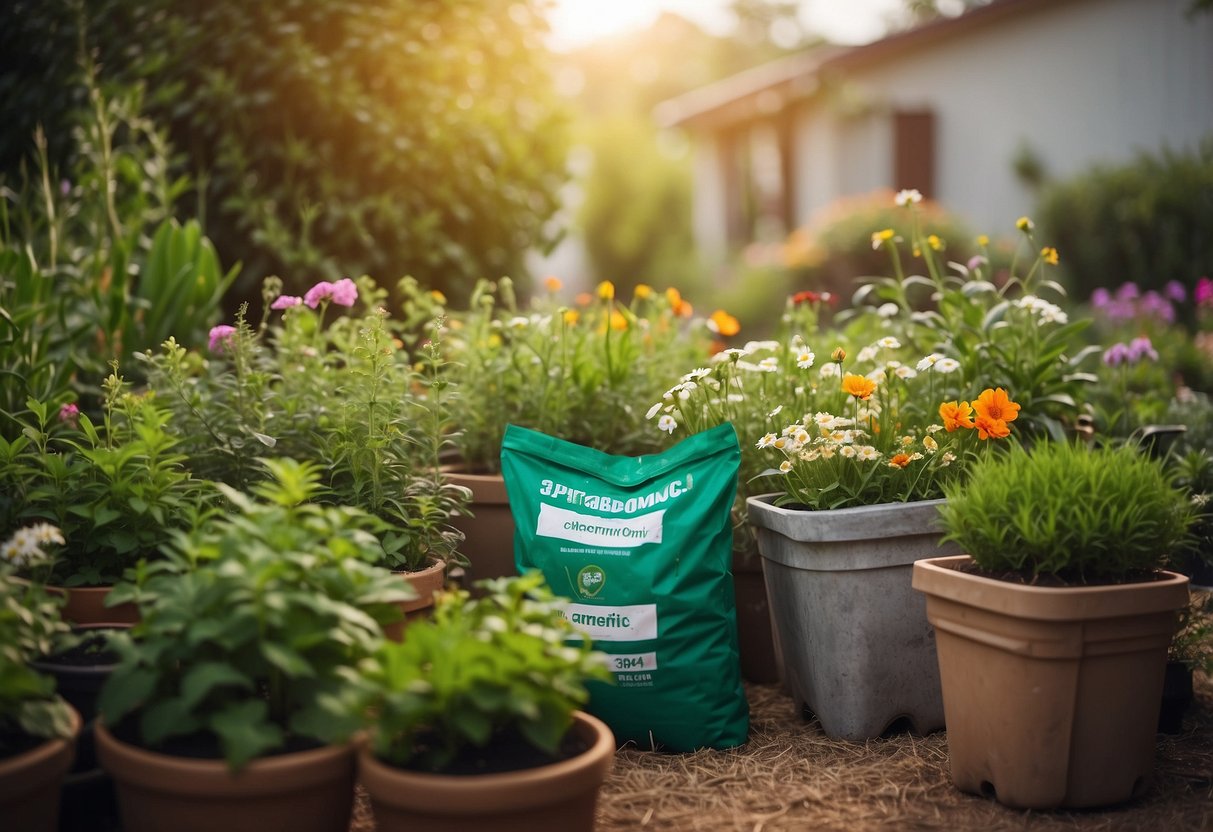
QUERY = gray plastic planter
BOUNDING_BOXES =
[747,494,960,740]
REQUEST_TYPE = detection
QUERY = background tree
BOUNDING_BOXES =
[0,0,570,307]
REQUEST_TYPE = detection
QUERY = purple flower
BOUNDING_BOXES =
[1114,282,1140,301]
[59,179,71,196]
[1197,277,1213,307]
[1102,342,1131,367]
[58,403,79,428]
[303,278,358,309]
[208,325,237,354]
[965,254,987,272]
[1164,280,1186,303]
[1128,336,1159,363]
[271,295,304,310]
[1138,291,1175,323]
[1090,287,1111,309]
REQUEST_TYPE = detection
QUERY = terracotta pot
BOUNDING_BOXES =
[442,467,518,586]
[731,548,781,684]
[0,706,80,832]
[747,494,959,739]
[358,710,614,832]
[383,559,447,641]
[913,555,1190,809]
[49,585,139,627]
[95,721,356,832]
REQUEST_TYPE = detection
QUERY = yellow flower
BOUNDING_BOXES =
[609,310,628,331]
[871,228,895,250]
[634,283,653,300]
[708,309,740,337]
[976,234,989,247]
[841,374,877,400]
[544,276,563,292]
[1016,216,1034,232]
[923,434,938,452]
[1041,246,1059,265]
[597,280,615,300]
[939,400,974,432]
[831,347,846,363]
[563,309,579,325]
[666,287,692,317]
[430,290,447,305]
[927,234,943,251]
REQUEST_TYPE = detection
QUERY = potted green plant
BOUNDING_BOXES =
[0,370,214,625]
[913,440,1193,809]
[441,276,707,585]
[0,525,80,832]
[343,571,615,832]
[94,458,412,832]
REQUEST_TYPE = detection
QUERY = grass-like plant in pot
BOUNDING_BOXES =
[94,458,413,832]
[0,526,80,832]
[343,571,616,832]
[914,440,1194,809]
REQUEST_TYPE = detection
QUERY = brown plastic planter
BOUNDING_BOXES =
[443,467,518,586]
[912,555,1190,809]
[358,710,614,832]
[95,721,356,832]
[383,558,447,641]
[0,706,79,832]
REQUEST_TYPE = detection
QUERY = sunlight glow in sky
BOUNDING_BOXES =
[545,0,908,51]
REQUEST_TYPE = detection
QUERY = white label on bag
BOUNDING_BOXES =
[536,503,664,548]
[560,603,658,641]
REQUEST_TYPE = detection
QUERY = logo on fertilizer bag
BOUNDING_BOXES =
[576,564,606,598]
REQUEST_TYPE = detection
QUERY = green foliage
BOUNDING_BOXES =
[0,564,75,748]
[1037,141,1213,327]
[99,459,412,771]
[446,277,711,473]
[577,118,700,296]
[344,571,610,772]
[0,372,214,586]
[1,0,570,304]
[939,441,1194,581]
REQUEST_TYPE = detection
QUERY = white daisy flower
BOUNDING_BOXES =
[917,353,943,372]
[756,433,778,449]
[682,367,712,382]
[507,316,530,329]
[877,336,901,350]
[779,460,793,473]
[819,363,840,378]
[857,446,881,461]
[658,414,678,434]
[646,402,663,420]
[744,340,780,353]
[895,366,918,380]
[934,358,961,374]
[768,405,783,418]
[839,445,857,458]
[796,350,815,369]
[857,346,878,363]
[877,303,900,319]
[895,188,923,207]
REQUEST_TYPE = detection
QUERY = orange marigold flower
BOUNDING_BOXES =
[842,374,877,400]
[609,310,628,331]
[708,309,740,337]
[544,275,563,292]
[939,400,975,432]
[888,453,912,468]
[975,415,1011,440]
[597,280,615,300]
[973,387,1020,425]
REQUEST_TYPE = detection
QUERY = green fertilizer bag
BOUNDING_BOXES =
[501,422,748,750]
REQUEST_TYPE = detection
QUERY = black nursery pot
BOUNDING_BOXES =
[30,625,128,832]
[1157,660,1194,735]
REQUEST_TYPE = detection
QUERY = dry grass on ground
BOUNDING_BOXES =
[351,672,1213,832]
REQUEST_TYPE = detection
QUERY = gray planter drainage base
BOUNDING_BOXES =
[747,494,959,740]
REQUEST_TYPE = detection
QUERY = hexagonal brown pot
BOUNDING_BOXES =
[358,710,614,832]
[912,555,1190,809]
[95,720,356,832]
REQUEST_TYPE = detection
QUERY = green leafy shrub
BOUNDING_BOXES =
[1038,141,1213,326]
[939,441,1194,581]
[99,459,412,770]
[1,0,570,304]
[344,571,609,772]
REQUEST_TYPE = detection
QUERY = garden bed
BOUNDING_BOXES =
[349,675,1213,831]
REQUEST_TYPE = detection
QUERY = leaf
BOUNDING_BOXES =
[209,700,284,771]
[98,666,157,724]
[260,642,315,678]
[180,662,253,710]
[141,696,203,745]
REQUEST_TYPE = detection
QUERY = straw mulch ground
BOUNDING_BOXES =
[350,671,1213,832]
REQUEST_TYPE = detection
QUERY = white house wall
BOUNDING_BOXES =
[796,0,1213,235]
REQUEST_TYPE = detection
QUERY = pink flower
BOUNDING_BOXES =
[330,278,358,307]
[1197,276,1213,307]
[58,403,79,428]
[271,295,303,310]
[209,325,237,354]
[303,278,359,309]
